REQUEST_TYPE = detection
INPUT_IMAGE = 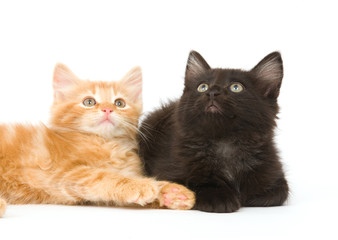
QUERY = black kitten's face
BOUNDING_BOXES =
[185,69,254,116]
[178,51,283,137]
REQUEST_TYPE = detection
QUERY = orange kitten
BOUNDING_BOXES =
[0,64,195,217]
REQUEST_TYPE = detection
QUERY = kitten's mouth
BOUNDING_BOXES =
[100,117,115,125]
[205,103,221,113]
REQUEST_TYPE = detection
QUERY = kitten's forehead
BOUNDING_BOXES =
[79,81,122,104]
[93,84,116,103]
[210,69,248,85]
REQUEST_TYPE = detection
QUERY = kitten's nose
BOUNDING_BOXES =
[102,108,113,114]
[207,90,221,99]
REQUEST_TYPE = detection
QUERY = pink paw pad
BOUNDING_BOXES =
[178,194,187,200]
[162,193,172,206]
[164,198,172,206]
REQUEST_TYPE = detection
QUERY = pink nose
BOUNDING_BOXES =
[102,108,113,114]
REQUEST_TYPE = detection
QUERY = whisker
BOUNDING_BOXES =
[114,116,151,149]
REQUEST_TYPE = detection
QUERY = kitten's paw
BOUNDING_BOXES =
[158,182,195,210]
[194,187,241,213]
[125,179,160,206]
[0,198,6,217]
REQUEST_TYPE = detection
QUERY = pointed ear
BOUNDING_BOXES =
[53,63,80,101]
[120,66,142,102]
[251,51,283,99]
[185,50,211,79]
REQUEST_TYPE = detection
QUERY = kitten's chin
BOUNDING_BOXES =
[80,123,124,140]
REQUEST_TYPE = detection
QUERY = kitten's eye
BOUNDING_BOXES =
[114,98,126,108]
[83,97,96,107]
[197,83,209,92]
[229,83,244,93]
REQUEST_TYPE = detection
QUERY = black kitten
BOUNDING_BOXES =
[138,51,289,213]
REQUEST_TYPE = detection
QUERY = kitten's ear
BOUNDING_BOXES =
[185,50,211,79]
[53,63,80,101]
[251,51,283,99]
[120,66,142,102]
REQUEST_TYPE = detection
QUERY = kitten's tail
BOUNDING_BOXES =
[0,197,6,217]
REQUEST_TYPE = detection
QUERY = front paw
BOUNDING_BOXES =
[194,187,241,213]
[124,178,160,206]
[157,182,195,210]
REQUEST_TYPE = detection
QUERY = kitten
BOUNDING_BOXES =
[0,64,195,217]
[139,51,289,213]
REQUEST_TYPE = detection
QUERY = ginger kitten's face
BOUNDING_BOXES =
[50,64,142,139]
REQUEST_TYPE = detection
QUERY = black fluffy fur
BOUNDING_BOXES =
[138,51,289,213]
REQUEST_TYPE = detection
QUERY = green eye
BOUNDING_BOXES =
[197,83,209,92]
[114,98,126,108]
[229,83,244,93]
[83,97,96,107]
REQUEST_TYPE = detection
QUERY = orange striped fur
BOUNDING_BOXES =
[0,64,195,217]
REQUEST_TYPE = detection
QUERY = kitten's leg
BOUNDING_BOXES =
[243,177,289,207]
[52,166,195,209]
[0,197,6,217]
[52,166,162,206]
[191,184,241,213]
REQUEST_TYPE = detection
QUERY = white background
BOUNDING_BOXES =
[0,0,337,239]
